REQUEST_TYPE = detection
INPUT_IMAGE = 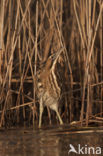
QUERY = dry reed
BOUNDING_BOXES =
[0,0,103,128]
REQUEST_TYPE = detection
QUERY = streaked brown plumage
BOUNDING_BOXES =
[37,50,63,127]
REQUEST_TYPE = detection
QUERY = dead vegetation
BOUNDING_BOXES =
[0,0,103,127]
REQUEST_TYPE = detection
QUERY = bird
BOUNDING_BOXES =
[36,48,64,128]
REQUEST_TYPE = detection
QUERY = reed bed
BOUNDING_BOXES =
[0,0,103,127]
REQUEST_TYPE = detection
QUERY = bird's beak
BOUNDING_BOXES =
[50,47,64,61]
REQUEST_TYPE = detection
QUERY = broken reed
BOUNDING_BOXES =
[0,0,103,127]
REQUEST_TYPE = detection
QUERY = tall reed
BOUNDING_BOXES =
[0,0,103,127]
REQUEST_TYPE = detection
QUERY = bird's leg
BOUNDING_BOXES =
[55,109,63,125]
[39,97,44,128]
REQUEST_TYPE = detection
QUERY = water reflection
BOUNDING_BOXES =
[0,125,103,156]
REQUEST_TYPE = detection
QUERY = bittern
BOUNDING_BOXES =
[37,48,64,128]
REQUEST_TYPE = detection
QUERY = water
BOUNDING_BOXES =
[0,125,103,156]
